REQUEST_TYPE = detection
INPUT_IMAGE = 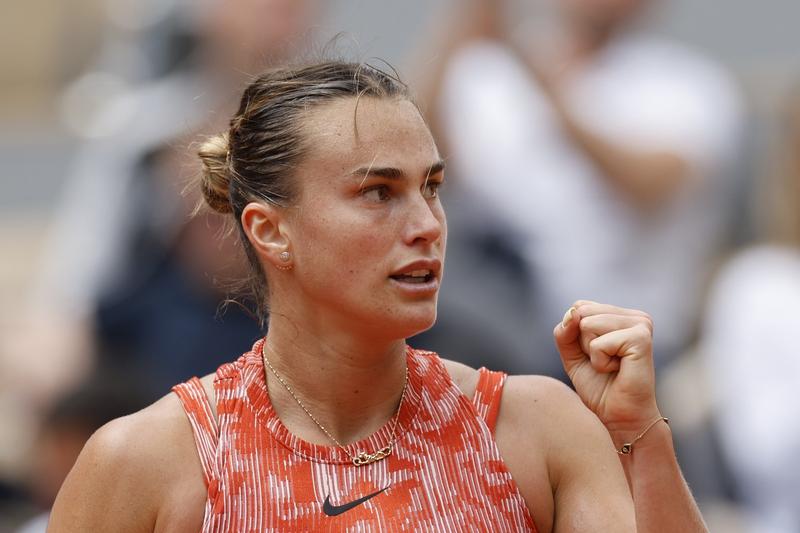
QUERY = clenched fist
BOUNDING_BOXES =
[554,300,662,433]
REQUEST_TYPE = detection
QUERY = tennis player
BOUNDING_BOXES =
[49,62,706,532]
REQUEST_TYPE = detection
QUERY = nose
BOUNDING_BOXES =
[404,194,445,247]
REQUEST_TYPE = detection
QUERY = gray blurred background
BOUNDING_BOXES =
[2,0,799,211]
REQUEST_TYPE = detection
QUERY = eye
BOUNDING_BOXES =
[361,184,391,202]
[422,180,442,199]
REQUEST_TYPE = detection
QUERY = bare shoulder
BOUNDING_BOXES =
[496,375,630,531]
[500,374,590,427]
[498,374,617,471]
[49,376,215,532]
[441,361,589,432]
[440,358,480,398]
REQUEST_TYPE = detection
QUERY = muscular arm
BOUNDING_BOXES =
[48,394,206,532]
[608,420,707,532]
[556,302,708,532]
[48,415,161,532]
[495,375,636,532]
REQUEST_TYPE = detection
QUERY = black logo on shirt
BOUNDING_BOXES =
[322,486,389,516]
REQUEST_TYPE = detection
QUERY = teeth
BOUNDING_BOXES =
[408,270,431,277]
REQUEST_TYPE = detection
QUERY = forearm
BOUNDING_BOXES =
[556,111,689,208]
[610,421,708,533]
[506,44,688,208]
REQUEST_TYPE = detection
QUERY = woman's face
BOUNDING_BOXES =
[282,97,447,340]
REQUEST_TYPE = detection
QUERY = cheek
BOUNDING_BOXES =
[347,222,400,284]
[295,209,393,283]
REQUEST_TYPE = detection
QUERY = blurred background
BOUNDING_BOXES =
[1,0,798,531]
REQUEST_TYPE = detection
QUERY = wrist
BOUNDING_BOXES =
[603,403,662,434]
[609,415,671,455]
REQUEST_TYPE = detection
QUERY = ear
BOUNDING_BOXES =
[240,202,292,270]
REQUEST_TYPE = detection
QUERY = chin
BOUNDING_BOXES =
[390,307,438,340]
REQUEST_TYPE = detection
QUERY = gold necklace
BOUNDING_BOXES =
[262,342,408,467]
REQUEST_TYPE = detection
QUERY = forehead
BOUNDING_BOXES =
[298,97,439,175]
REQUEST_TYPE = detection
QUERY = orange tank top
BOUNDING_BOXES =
[172,339,537,532]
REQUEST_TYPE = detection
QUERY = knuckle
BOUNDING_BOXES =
[631,312,652,328]
[634,324,653,345]
[586,335,601,353]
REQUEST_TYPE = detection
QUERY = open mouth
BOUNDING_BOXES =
[389,269,435,284]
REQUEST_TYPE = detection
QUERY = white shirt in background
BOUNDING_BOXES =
[702,245,800,533]
[441,34,744,360]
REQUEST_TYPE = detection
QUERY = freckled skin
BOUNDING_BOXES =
[282,97,447,342]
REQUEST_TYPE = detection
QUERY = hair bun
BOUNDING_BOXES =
[198,132,234,214]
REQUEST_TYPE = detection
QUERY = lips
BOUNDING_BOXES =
[389,259,441,282]
[388,260,442,294]
[390,269,434,284]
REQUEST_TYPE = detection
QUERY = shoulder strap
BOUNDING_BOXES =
[172,377,219,487]
[471,367,507,434]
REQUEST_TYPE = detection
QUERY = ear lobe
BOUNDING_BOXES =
[240,202,291,268]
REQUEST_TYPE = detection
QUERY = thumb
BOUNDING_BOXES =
[553,307,585,374]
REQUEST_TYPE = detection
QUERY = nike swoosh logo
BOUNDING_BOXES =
[322,486,389,516]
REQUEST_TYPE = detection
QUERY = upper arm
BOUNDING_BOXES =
[495,376,635,532]
[547,389,635,532]
[48,392,206,532]
[48,415,159,532]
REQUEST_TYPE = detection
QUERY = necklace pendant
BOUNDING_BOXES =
[352,445,392,467]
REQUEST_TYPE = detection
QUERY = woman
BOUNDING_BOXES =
[49,62,705,532]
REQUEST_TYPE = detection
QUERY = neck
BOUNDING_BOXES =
[262,312,409,447]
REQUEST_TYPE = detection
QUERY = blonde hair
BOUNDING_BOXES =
[197,132,233,214]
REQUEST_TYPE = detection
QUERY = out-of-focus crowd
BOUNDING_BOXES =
[1,0,798,531]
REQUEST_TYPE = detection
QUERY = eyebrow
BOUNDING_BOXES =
[350,159,446,182]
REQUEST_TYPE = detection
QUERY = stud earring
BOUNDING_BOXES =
[276,251,293,271]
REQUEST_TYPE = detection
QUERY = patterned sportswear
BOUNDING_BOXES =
[173,339,537,532]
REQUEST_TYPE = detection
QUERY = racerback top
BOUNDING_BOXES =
[172,339,537,532]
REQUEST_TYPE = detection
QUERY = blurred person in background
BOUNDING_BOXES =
[13,370,149,533]
[407,0,748,509]
[699,87,800,533]
[17,0,320,401]
[2,2,318,521]
[411,0,745,378]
